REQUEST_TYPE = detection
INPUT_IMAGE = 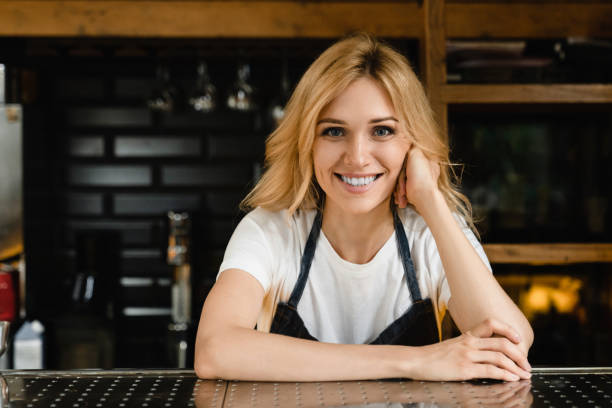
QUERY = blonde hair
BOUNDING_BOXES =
[243,32,475,332]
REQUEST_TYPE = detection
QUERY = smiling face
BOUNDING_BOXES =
[313,76,411,217]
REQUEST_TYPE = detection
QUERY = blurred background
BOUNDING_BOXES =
[0,0,611,370]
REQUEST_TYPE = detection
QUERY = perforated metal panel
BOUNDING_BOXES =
[0,369,611,407]
[0,371,224,408]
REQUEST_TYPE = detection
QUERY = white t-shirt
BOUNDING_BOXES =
[217,206,492,344]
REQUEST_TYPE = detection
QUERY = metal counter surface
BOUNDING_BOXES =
[0,368,610,407]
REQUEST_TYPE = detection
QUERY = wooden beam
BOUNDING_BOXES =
[421,0,448,140]
[444,84,612,104]
[0,1,422,38]
[484,243,612,265]
[1,2,611,39]
[447,3,612,38]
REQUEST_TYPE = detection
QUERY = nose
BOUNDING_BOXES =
[343,133,370,167]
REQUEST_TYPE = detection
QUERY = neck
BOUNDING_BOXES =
[321,199,395,264]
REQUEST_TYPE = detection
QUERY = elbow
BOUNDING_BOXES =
[194,336,224,379]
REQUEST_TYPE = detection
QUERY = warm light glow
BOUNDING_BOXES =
[516,275,583,321]
[523,285,551,318]
[551,277,582,313]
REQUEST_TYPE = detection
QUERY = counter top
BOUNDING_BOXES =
[0,367,611,407]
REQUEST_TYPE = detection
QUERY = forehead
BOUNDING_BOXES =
[318,77,396,121]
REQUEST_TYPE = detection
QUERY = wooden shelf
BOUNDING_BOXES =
[447,3,612,39]
[0,1,422,38]
[483,243,612,265]
[444,84,612,104]
[1,1,611,39]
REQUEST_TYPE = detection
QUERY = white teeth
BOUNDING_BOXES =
[340,175,377,186]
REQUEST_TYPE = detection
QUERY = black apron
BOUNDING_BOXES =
[270,209,440,346]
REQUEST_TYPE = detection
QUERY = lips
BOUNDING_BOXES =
[334,173,383,190]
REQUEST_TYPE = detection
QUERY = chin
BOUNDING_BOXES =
[334,197,392,216]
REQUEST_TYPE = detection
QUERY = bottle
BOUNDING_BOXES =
[13,320,44,369]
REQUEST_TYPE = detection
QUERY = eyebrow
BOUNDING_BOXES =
[316,116,399,125]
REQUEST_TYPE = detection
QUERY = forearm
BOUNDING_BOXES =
[416,191,533,351]
[195,327,413,381]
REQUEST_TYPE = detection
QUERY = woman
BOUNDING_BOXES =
[194,33,533,382]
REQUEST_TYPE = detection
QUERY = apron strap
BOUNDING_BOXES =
[287,210,322,308]
[289,208,422,308]
[393,209,423,302]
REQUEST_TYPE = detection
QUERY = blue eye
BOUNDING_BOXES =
[322,127,344,137]
[373,126,394,137]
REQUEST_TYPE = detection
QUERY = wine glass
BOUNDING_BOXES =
[268,57,291,127]
[147,65,178,112]
[189,61,216,113]
[226,63,256,111]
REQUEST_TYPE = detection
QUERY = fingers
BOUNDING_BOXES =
[477,337,531,373]
[470,350,531,380]
[397,174,407,207]
[394,154,408,208]
[468,318,522,345]
[471,363,522,382]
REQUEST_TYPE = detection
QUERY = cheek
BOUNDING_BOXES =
[312,144,330,185]
[380,145,409,175]
[312,142,338,178]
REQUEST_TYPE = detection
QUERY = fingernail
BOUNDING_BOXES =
[513,333,521,342]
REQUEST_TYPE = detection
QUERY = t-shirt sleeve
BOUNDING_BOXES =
[432,216,493,313]
[217,212,276,292]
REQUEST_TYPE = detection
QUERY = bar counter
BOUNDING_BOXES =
[0,367,611,407]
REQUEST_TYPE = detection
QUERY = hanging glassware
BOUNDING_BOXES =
[147,65,178,113]
[226,63,256,111]
[188,61,216,113]
[268,56,291,127]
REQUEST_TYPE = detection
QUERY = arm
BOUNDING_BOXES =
[194,268,409,381]
[396,147,533,356]
[195,269,530,381]
[420,190,533,356]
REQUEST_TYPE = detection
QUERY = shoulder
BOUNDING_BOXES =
[397,206,481,254]
[397,206,491,271]
[239,207,316,241]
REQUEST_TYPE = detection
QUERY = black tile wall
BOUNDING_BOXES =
[115,78,150,101]
[57,78,106,101]
[64,220,160,247]
[66,107,151,127]
[68,165,152,186]
[61,193,105,215]
[207,134,265,159]
[68,136,105,157]
[204,191,247,216]
[206,219,238,247]
[113,193,201,215]
[161,164,253,186]
[114,136,201,157]
[121,249,171,278]
[160,110,258,131]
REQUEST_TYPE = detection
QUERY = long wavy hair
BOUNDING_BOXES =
[242,32,475,332]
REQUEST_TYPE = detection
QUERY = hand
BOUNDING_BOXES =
[405,318,532,382]
[394,147,440,210]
